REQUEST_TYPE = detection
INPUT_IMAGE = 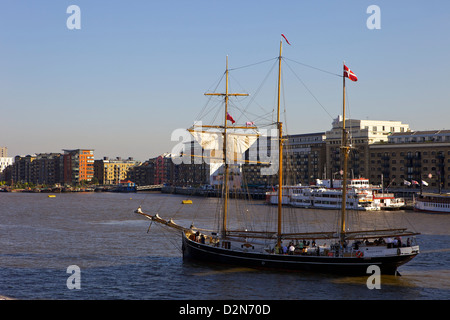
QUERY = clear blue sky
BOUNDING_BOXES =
[1,1,449,161]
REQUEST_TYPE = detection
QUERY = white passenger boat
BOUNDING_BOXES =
[266,178,405,211]
[414,192,450,213]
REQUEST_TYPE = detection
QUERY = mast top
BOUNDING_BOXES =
[204,56,249,98]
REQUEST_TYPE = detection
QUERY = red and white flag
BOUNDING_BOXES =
[344,65,358,82]
[281,34,291,45]
[227,112,235,124]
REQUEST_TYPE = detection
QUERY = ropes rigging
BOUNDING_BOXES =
[144,53,361,240]
[282,58,335,121]
[197,55,341,129]
[192,54,347,238]
[283,57,342,78]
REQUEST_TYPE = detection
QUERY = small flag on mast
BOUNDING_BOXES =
[344,65,358,82]
[281,34,291,45]
[227,112,235,124]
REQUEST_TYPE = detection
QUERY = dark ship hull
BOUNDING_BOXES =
[181,233,418,276]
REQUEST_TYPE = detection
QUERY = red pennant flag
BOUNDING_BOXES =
[281,34,291,45]
[227,112,235,124]
[344,65,358,81]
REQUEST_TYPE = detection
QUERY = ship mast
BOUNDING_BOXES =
[340,62,349,244]
[276,40,283,247]
[205,56,248,238]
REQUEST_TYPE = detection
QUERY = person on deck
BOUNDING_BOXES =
[289,244,295,255]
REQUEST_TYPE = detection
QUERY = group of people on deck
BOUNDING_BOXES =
[275,240,317,255]
[192,231,206,244]
[357,236,412,248]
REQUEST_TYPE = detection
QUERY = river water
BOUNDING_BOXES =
[0,191,449,300]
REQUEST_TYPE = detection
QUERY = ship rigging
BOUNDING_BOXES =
[135,35,419,275]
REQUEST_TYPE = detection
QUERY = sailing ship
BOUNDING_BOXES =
[135,37,419,275]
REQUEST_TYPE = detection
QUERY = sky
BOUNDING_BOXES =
[1,1,449,161]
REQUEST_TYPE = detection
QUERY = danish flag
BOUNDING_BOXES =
[344,65,358,82]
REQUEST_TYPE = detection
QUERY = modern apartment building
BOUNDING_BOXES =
[94,157,140,185]
[12,155,36,183]
[10,150,93,185]
[32,153,64,185]
[63,149,95,184]
[325,116,410,181]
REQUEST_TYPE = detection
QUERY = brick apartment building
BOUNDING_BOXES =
[63,149,95,184]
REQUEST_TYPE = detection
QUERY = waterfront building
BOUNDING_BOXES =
[0,156,13,181]
[325,116,410,181]
[241,132,327,187]
[241,135,276,187]
[12,155,36,184]
[10,151,92,186]
[283,132,327,185]
[32,153,64,185]
[63,149,95,184]
[128,152,209,187]
[174,160,209,186]
[154,153,171,185]
[369,130,450,192]
[127,160,155,186]
[168,139,210,186]
[94,157,140,185]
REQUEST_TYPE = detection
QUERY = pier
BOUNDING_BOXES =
[136,184,164,191]
[161,186,268,200]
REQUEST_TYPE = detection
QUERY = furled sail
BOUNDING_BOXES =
[188,128,260,164]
